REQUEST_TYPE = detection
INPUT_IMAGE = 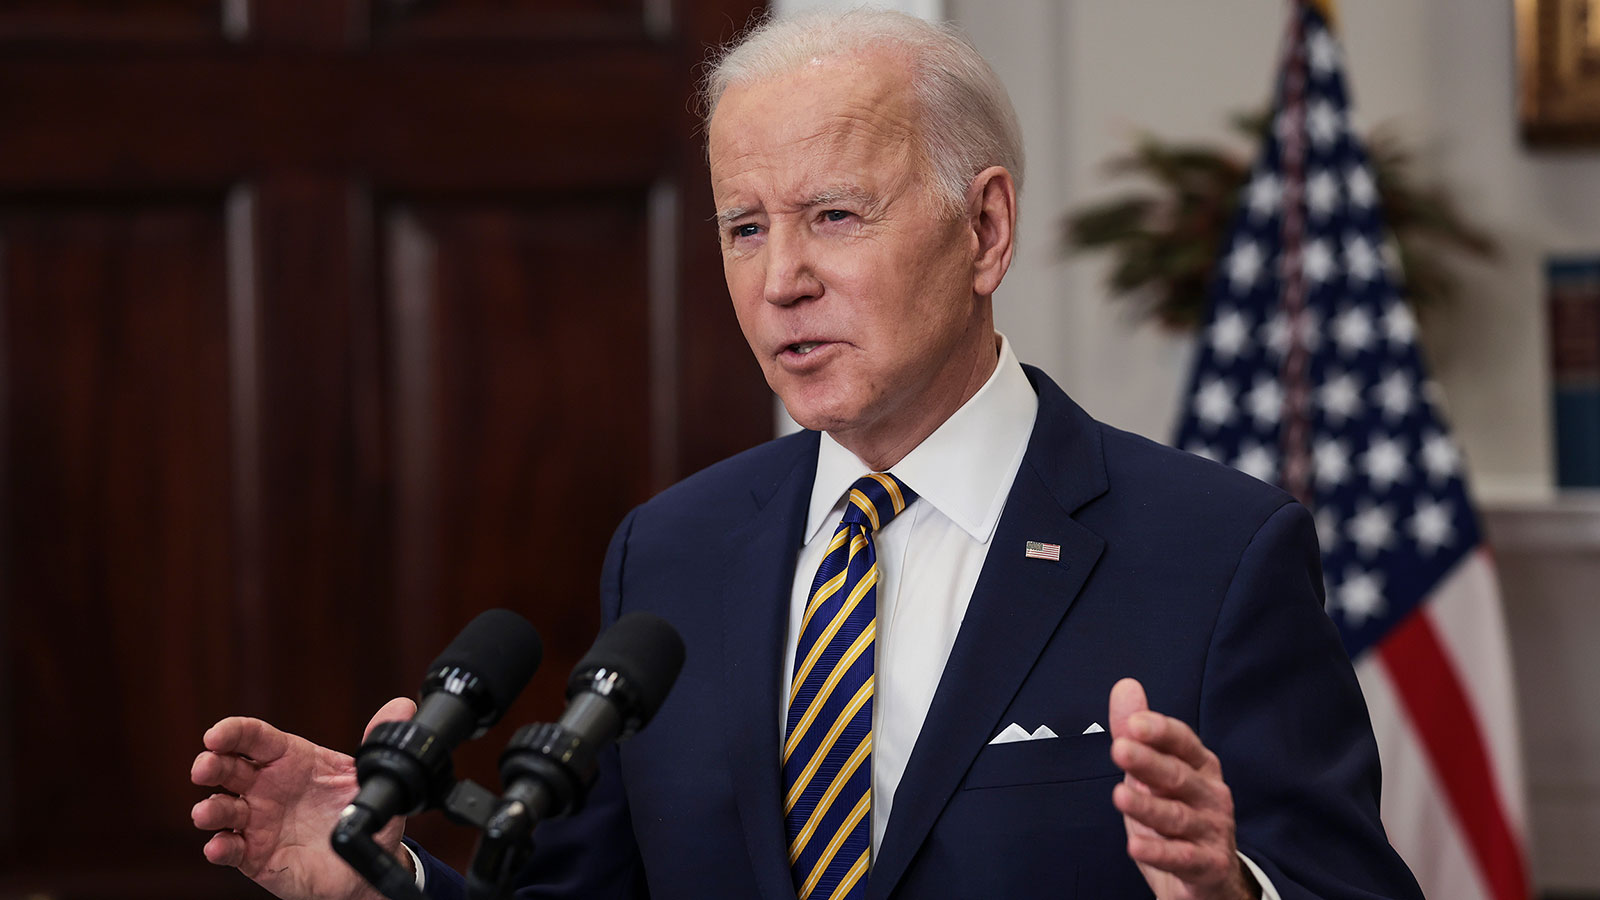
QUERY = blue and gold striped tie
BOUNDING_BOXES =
[783,472,916,900]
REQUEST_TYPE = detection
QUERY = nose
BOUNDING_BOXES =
[762,224,821,306]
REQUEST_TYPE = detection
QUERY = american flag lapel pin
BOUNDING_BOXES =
[1024,540,1061,561]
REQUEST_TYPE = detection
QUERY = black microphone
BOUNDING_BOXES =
[350,608,543,820]
[466,612,684,897]
[498,610,684,821]
[333,609,542,900]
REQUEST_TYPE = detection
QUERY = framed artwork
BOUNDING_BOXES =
[1517,0,1600,143]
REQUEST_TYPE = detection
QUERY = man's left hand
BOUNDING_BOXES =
[1108,677,1260,900]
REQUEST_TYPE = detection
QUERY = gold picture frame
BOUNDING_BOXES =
[1518,0,1600,143]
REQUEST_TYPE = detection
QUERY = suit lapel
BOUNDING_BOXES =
[720,433,817,900]
[868,369,1109,899]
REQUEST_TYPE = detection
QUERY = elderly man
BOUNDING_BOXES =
[192,10,1422,900]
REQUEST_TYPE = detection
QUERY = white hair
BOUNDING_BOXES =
[700,7,1024,217]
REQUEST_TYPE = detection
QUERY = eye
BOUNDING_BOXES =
[731,223,761,239]
[821,209,852,223]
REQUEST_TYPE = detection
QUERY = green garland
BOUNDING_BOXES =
[1061,112,1496,331]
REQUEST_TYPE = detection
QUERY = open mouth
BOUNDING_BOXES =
[788,341,824,355]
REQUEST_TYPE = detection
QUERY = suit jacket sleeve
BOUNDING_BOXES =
[1203,502,1422,900]
[407,509,652,900]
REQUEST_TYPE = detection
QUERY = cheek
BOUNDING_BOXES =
[908,250,976,324]
[724,261,764,320]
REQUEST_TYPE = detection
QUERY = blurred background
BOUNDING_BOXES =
[0,0,1597,898]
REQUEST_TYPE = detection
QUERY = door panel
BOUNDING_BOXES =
[0,198,241,873]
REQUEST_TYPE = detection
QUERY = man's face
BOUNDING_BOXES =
[708,53,993,463]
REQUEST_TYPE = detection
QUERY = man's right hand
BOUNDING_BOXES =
[191,698,417,900]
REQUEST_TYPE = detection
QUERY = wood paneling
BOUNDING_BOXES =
[0,199,239,862]
[243,176,393,743]
[372,0,653,43]
[0,53,679,192]
[0,0,769,896]
[382,196,653,711]
[0,0,224,42]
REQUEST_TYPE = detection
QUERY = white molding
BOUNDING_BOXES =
[1481,492,1600,553]
[221,0,248,40]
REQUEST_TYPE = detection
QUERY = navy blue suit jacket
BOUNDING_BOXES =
[417,366,1422,899]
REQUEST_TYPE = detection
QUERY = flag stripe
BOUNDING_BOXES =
[1424,551,1529,835]
[1355,659,1493,900]
[1378,610,1529,900]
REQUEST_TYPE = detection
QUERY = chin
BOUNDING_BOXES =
[777,397,856,436]
[780,406,837,434]
[772,376,876,438]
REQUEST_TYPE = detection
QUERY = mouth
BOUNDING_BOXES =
[777,339,839,369]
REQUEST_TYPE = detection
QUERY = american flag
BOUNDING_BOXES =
[1024,540,1062,561]
[1172,4,1531,898]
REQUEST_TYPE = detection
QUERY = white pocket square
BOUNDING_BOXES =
[1082,722,1105,735]
[988,723,1060,745]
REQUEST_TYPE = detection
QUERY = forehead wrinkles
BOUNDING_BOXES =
[711,84,924,212]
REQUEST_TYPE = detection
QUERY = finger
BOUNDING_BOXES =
[1108,678,1148,741]
[1111,736,1209,804]
[203,717,293,765]
[1113,781,1209,841]
[1125,709,1217,774]
[1125,830,1233,884]
[191,750,260,794]
[192,792,252,832]
[201,831,247,868]
[362,696,417,743]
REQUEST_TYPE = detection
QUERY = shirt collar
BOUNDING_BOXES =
[805,334,1039,544]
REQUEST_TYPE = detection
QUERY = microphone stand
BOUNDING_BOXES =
[465,721,592,900]
[332,774,507,900]
[331,803,426,900]
[335,711,613,900]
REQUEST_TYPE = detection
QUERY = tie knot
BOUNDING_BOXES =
[842,472,917,533]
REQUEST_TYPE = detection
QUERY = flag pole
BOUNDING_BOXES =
[1278,1,1314,505]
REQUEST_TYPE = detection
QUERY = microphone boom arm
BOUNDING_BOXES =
[331,803,427,900]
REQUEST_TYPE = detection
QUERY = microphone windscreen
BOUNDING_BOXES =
[430,608,543,717]
[569,611,685,723]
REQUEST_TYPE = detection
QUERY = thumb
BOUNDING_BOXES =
[1108,677,1148,740]
[362,696,417,743]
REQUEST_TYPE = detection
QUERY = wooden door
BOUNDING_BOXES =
[0,1,769,896]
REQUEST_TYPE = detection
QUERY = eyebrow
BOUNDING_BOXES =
[713,206,754,227]
[712,185,878,228]
[808,185,874,209]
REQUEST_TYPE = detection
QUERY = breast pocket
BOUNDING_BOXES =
[961,732,1120,790]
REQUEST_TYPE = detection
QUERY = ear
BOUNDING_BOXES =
[967,166,1017,298]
